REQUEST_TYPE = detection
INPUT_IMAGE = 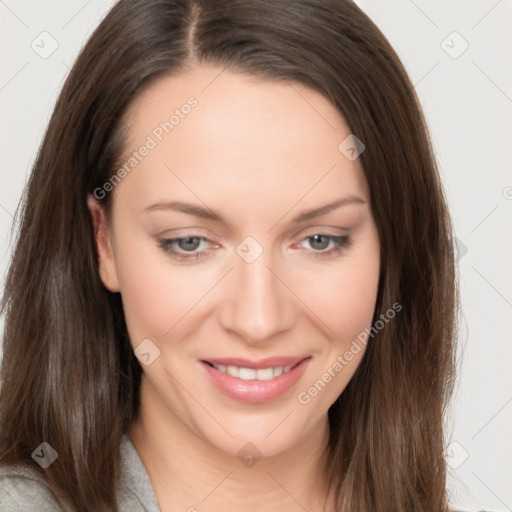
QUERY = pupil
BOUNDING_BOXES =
[178,237,200,251]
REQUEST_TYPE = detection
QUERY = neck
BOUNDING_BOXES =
[129,378,333,512]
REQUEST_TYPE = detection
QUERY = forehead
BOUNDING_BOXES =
[114,65,369,215]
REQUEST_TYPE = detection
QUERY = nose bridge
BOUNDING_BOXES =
[219,244,294,343]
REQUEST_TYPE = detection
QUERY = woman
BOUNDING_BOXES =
[0,0,458,511]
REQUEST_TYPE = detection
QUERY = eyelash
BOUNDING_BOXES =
[157,233,352,262]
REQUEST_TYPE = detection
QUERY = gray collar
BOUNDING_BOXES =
[118,434,161,512]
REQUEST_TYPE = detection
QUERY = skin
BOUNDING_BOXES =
[89,65,381,512]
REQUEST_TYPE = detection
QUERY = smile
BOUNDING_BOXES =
[200,356,311,403]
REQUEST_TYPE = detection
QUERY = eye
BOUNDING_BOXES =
[157,235,215,262]
[297,234,351,258]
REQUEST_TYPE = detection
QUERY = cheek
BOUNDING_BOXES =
[112,234,205,345]
[294,255,380,411]
[330,262,380,336]
[295,238,380,344]
[118,268,171,343]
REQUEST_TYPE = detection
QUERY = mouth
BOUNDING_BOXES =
[200,356,311,403]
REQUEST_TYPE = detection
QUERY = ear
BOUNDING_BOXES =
[87,195,121,292]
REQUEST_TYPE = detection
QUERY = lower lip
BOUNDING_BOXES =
[200,358,311,404]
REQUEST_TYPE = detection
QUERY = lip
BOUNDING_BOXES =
[200,356,311,404]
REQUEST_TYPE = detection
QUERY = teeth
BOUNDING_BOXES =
[226,365,239,378]
[256,368,274,380]
[239,368,256,380]
[211,363,295,380]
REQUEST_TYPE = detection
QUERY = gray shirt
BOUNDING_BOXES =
[0,435,161,511]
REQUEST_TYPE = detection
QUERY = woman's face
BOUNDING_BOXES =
[90,65,380,458]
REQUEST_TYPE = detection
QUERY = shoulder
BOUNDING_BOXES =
[0,463,67,512]
[0,435,159,512]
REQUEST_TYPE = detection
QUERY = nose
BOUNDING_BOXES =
[217,248,296,345]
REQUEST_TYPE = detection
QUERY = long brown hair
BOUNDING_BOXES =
[0,1,458,510]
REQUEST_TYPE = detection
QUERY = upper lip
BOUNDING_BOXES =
[202,356,310,369]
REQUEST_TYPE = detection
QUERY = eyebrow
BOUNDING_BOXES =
[143,196,367,225]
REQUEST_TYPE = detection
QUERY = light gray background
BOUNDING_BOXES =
[1,1,511,510]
